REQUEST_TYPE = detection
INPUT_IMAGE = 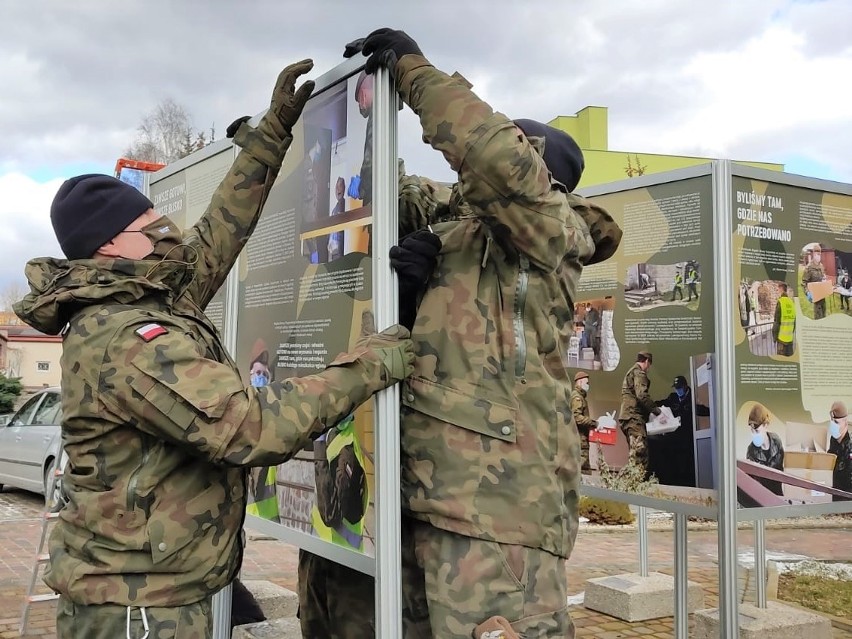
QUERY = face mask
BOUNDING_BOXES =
[751,432,765,447]
[675,387,686,398]
[140,216,183,260]
[580,380,590,392]
[250,372,269,388]
[829,420,842,439]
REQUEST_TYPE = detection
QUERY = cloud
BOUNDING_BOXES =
[0,173,63,292]
[1,0,851,292]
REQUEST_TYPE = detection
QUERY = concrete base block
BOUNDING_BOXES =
[241,580,299,621]
[233,617,302,639]
[583,571,705,622]
[693,601,832,639]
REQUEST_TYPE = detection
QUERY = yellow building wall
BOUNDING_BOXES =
[548,107,784,189]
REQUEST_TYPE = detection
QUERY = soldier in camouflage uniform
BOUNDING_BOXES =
[801,246,827,319]
[618,352,663,479]
[570,372,597,473]
[343,28,623,639]
[13,60,415,639]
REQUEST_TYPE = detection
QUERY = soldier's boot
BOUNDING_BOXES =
[474,616,521,639]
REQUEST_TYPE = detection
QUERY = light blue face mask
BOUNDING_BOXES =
[829,420,842,439]
[751,432,765,447]
[675,387,686,398]
[251,372,269,388]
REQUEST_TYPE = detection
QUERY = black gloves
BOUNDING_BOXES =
[389,230,442,330]
[343,28,423,75]
[226,116,251,139]
[343,38,366,59]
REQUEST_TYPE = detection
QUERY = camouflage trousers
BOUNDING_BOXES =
[401,517,571,638]
[56,595,212,639]
[297,549,375,638]
[813,298,826,319]
[619,418,649,479]
[579,430,591,472]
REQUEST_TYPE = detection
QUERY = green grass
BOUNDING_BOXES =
[777,572,852,619]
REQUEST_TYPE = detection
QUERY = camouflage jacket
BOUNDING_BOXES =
[801,262,825,286]
[618,363,660,423]
[14,123,393,607]
[394,55,622,558]
[570,388,597,432]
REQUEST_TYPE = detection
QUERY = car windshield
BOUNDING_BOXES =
[33,393,61,425]
[8,395,42,427]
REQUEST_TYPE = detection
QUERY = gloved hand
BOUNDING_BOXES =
[259,59,315,140]
[390,230,442,287]
[356,324,415,388]
[359,28,423,75]
[390,230,442,329]
[806,291,813,303]
[226,115,251,139]
[347,175,362,199]
[343,37,365,59]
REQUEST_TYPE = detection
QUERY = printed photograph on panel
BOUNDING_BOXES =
[624,261,702,311]
[735,400,852,507]
[737,279,797,358]
[570,297,620,372]
[798,242,852,320]
[238,69,378,556]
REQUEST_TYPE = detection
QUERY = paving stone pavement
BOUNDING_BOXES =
[0,489,849,638]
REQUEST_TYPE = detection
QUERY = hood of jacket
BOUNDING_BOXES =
[14,253,193,335]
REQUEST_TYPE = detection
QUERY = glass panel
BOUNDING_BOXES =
[33,392,61,425]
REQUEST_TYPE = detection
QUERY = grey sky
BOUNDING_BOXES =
[1,0,851,294]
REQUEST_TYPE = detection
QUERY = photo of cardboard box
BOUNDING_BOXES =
[775,422,837,503]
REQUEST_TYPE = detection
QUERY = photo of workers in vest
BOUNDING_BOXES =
[799,242,852,320]
[311,413,370,552]
[736,400,852,507]
[625,261,701,311]
[570,297,620,372]
[737,279,797,357]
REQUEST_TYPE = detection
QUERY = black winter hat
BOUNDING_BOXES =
[513,119,585,192]
[50,174,154,260]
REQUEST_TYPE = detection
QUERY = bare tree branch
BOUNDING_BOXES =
[125,98,204,164]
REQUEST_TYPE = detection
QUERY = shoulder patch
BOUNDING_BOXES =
[135,323,168,342]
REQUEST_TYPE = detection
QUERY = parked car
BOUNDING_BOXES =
[0,387,64,506]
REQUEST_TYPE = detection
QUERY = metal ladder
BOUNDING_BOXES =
[19,452,66,636]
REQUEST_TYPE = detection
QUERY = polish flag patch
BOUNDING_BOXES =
[135,323,168,342]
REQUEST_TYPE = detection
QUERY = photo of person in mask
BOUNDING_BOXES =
[827,401,852,501]
[652,375,709,487]
[246,339,280,522]
[745,402,785,496]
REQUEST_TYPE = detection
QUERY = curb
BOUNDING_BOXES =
[773,596,852,632]
[578,517,852,534]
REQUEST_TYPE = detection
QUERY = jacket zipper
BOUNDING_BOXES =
[514,255,530,380]
[126,438,151,510]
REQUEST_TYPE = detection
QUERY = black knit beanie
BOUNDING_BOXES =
[513,119,585,192]
[50,174,154,260]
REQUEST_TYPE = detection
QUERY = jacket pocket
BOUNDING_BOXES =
[402,377,518,443]
[129,355,244,431]
[145,486,222,565]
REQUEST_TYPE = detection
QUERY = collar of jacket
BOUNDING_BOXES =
[14,252,192,335]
